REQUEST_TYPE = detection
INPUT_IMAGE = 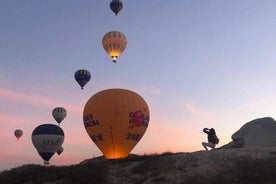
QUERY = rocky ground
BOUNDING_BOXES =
[3,117,276,183]
[97,147,276,184]
[2,147,276,184]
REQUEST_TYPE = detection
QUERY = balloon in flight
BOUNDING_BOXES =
[14,129,23,140]
[52,107,67,126]
[31,124,64,164]
[56,146,64,155]
[102,31,127,63]
[110,0,123,16]
[83,88,150,159]
[74,69,91,89]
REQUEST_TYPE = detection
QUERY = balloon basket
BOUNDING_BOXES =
[44,161,50,165]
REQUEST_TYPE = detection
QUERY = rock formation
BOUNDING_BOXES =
[220,117,276,149]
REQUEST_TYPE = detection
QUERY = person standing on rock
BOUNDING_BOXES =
[202,128,217,150]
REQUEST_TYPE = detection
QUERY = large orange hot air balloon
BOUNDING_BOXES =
[102,31,127,63]
[83,88,150,159]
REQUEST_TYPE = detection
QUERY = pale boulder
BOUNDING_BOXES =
[221,117,276,149]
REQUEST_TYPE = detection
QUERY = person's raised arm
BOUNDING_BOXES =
[203,128,209,134]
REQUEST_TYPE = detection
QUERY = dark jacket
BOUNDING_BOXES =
[203,128,216,144]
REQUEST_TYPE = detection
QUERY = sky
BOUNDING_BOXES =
[1,0,276,171]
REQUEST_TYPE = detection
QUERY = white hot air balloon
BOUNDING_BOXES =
[32,124,64,165]
[52,107,67,126]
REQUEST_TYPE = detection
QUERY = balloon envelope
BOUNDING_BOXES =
[83,88,150,159]
[74,69,91,89]
[56,146,64,155]
[14,129,23,140]
[31,124,64,162]
[102,31,127,63]
[52,107,67,125]
[110,0,123,16]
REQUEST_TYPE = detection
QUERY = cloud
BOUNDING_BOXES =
[0,88,53,106]
[139,85,162,95]
[0,113,30,125]
[0,88,82,115]
[185,101,206,116]
[228,95,276,114]
[185,101,216,120]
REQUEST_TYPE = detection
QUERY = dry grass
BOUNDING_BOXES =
[1,151,276,184]
[0,162,109,184]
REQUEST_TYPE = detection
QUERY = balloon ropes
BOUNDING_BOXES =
[102,31,127,63]
[83,88,150,159]
[74,69,91,89]
[110,0,123,16]
[31,124,64,165]
[14,129,23,140]
[52,107,67,126]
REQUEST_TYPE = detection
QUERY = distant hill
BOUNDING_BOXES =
[2,148,276,184]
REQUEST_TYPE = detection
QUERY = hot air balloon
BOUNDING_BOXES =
[52,107,67,126]
[110,0,123,16]
[56,146,64,155]
[32,124,64,165]
[14,129,23,140]
[83,88,150,159]
[74,69,91,89]
[102,31,127,63]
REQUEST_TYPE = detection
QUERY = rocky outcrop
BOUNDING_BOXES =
[220,117,276,149]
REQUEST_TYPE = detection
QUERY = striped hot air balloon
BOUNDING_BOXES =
[110,0,123,16]
[102,31,127,63]
[52,107,67,126]
[31,124,64,165]
[74,69,91,89]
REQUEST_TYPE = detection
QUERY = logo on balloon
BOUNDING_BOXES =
[42,138,64,148]
[90,134,104,142]
[83,114,100,128]
[129,110,149,128]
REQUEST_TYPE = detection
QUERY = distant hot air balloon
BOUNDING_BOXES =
[74,69,91,89]
[110,0,123,16]
[102,31,127,63]
[52,107,67,126]
[14,129,23,140]
[83,88,150,159]
[31,124,64,165]
[56,146,64,155]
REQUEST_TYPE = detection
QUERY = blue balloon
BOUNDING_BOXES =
[110,0,123,16]
[32,124,64,163]
[74,69,91,90]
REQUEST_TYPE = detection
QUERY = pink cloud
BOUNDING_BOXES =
[185,101,215,119]
[0,88,54,106]
[228,95,276,113]
[0,88,82,115]
[0,113,30,125]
